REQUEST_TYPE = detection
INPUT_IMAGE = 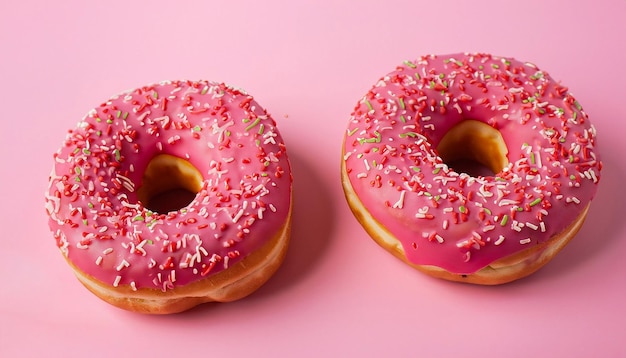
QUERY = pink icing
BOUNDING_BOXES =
[45,80,292,291]
[343,53,601,274]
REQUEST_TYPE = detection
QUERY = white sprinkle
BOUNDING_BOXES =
[113,275,122,287]
[95,256,103,265]
[392,190,406,209]
[116,260,130,271]
[130,281,137,291]
[482,225,495,232]
[435,234,444,244]
[232,209,244,223]
[495,235,505,245]
[520,238,532,245]
[103,248,114,255]
[526,222,539,230]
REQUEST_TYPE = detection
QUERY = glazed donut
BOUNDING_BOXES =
[341,53,601,285]
[45,80,292,313]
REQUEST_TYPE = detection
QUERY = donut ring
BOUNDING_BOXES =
[342,53,601,285]
[46,80,292,313]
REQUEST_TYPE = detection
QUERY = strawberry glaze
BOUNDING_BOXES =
[343,53,601,274]
[46,80,292,291]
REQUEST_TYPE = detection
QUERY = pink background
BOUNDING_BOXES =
[2,0,625,356]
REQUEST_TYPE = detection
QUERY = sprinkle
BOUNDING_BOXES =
[245,118,261,131]
[520,238,532,245]
[500,215,509,226]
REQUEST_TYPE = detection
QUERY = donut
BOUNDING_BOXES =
[341,53,601,285]
[45,80,292,313]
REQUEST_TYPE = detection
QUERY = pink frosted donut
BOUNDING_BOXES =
[46,80,292,313]
[341,53,602,284]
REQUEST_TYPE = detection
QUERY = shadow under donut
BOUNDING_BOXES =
[247,148,337,299]
[527,150,625,282]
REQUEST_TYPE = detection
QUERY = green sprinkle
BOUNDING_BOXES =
[201,86,209,95]
[106,119,113,124]
[74,167,81,175]
[455,60,463,66]
[500,215,509,226]
[116,110,122,118]
[491,64,499,69]
[403,60,417,68]
[261,172,269,177]
[400,115,407,123]
[371,147,379,152]
[82,219,88,226]
[364,99,374,112]
[258,123,265,135]
[484,208,492,215]
[96,130,102,136]
[225,130,231,137]
[123,112,129,120]
[193,125,202,132]
[424,192,432,197]
[73,148,80,154]
[264,161,270,167]
[147,239,154,245]
[570,174,577,180]
[153,91,158,99]
[415,73,421,80]
[75,176,81,182]
[399,132,419,138]
[434,195,441,201]
[433,167,441,175]
[569,155,574,163]
[88,203,94,209]
[348,127,359,136]
[95,117,102,122]
[242,118,251,123]
[399,97,405,110]
[529,198,542,207]
[573,112,578,121]
[133,215,144,222]
[255,139,261,147]
[114,149,121,162]
[459,206,466,213]
[517,207,524,212]
[574,101,582,110]
[530,152,536,164]
[358,132,381,145]
[82,148,91,155]
[411,166,421,172]
[429,80,436,89]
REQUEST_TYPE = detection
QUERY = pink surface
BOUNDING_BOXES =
[1,0,625,356]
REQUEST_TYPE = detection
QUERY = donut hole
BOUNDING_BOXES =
[436,120,509,177]
[136,154,204,213]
